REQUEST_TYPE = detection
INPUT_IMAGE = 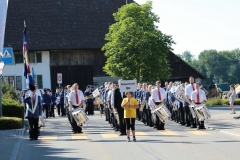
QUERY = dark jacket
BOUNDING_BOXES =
[24,94,42,118]
[114,88,123,111]
[42,93,51,106]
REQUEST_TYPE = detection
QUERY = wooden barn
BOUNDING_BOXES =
[3,0,204,90]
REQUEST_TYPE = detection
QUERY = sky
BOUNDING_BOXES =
[134,0,240,58]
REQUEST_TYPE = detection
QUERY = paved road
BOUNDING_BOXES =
[16,108,240,160]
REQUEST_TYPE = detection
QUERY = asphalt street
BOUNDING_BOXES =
[16,108,240,160]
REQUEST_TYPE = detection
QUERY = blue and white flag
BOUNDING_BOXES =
[0,0,8,57]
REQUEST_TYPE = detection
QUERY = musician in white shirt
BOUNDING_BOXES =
[191,83,207,105]
[68,83,85,133]
[151,81,166,130]
[191,82,207,129]
[184,76,197,128]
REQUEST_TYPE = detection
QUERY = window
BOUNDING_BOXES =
[35,75,43,89]
[14,51,23,64]
[36,51,42,63]
[16,76,22,90]
[4,76,15,87]
[27,51,42,63]
[28,51,35,63]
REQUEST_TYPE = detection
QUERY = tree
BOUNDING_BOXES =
[180,50,194,63]
[198,49,232,83]
[102,1,174,82]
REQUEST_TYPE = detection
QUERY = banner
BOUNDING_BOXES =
[0,0,8,57]
[119,80,137,92]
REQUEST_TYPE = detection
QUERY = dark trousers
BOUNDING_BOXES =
[184,106,191,125]
[178,103,185,124]
[100,104,104,114]
[154,102,165,130]
[49,104,55,117]
[72,106,82,132]
[86,102,94,115]
[147,109,153,126]
[143,106,148,125]
[28,117,39,139]
[43,105,50,118]
[105,107,109,121]
[185,105,196,126]
[118,109,126,134]
[125,118,136,130]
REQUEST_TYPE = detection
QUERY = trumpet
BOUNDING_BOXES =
[85,94,94,100]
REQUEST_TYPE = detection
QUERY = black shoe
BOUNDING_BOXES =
[185,124,190,127]
[78,131,83,133]
[29,138,33,141]
[119,133,125,136]
[191,125,197,128]
[34,138,38,140]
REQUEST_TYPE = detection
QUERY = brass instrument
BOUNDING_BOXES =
[139,100,146,112]
[174,85,189,103]
[85,94,94,100]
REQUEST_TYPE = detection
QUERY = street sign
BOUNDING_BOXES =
[120,80,137,92]
[2,47,13,64]
[57,73,62,84]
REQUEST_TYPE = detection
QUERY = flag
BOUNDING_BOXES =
[23,21,30,75]
[23,21,32,89]
[27,74,35,91]
[0,0,8,57]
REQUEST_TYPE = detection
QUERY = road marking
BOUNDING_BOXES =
[101,132,119,138]
[71,133,88,140]
[158,130,179,136]
[187,130,210,135]
[134,132,148,136]
[41,135,58,141]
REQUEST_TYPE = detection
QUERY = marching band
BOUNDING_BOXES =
[23,76,210,141]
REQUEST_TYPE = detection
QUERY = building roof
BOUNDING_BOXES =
[168,51,205,81]
[4,0,131,50]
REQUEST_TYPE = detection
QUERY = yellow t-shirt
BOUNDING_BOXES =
[121,97,138,118]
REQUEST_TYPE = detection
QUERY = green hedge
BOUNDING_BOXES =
[0,117,23,130]
[2,98,24,119]
[206,97,240,106]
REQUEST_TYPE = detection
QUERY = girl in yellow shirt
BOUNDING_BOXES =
[121,92,139,142]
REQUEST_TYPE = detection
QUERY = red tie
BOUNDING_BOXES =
[32,95,34,102]
[197,91,200,103]
[158,89,161,101]
[192,84,195,91]
[76,91,79,104]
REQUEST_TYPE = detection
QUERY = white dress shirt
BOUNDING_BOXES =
[191,89,207,103]
[152,88,166,103]
[68,90,85,106]
[185,83,196,99]
[107,90,114,107]
[148,96,155,110]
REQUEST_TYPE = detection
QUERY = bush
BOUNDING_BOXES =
[2,82,20,101]
[206,97,240,106]
[2,98,24,119]
[0,117,23,130]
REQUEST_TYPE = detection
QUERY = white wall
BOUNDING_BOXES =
[2,51,51,89]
